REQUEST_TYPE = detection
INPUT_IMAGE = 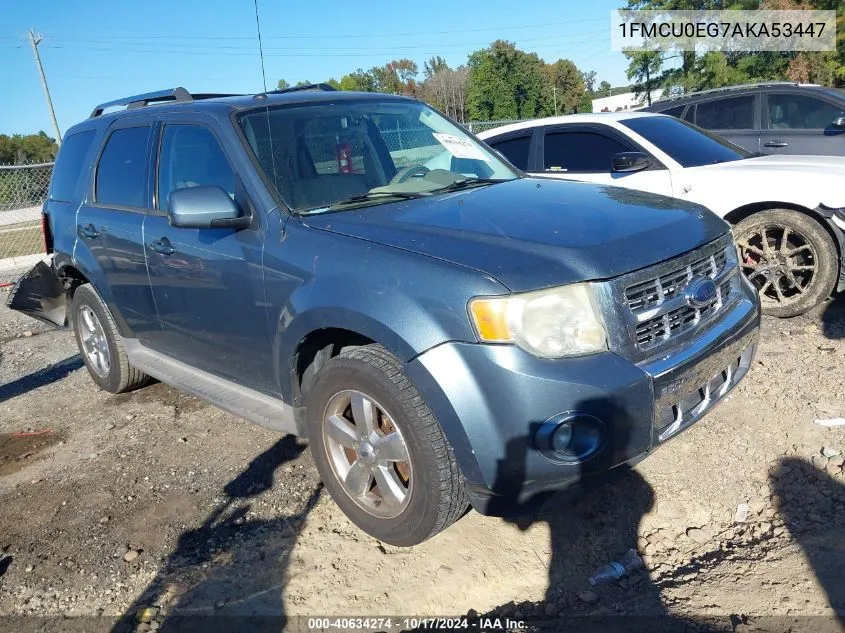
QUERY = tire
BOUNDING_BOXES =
[71,284,149,393]
[304,344,468,546]
[733,209,838,318]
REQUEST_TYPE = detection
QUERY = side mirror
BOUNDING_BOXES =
[168,186,249,230]
[612,151,652,173]
[832,115,845,128]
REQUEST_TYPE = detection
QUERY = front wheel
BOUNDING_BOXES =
[734,210,838,318]
[304,344,468,546]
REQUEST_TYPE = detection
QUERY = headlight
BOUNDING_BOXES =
[468,283,607,358]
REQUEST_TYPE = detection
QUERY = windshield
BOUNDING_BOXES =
[620,115,751,168]
[237,99,517,213]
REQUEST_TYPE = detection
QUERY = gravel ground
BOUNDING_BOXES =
[0,283,843,633]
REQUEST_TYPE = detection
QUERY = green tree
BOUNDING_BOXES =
[546,58,585,114]
[423,55,449,79]
[466,40,551,120]
[276,79,290,90]
[598,80,612,96]
[294,80,312,88]
[371,59,419,95]
[625,51,663,105]
[577,90,594,113]
[338,69,377,92]
[0,132,58,164]
[325,78,341,90]
[581,70,597,93]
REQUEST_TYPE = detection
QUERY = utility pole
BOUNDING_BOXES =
[29,29,62,147]
[552,85,558,116]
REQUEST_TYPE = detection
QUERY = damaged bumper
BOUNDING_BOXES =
[5,260,67,328]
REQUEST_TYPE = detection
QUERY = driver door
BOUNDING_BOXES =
[143,115,276,394]
[531,125,674,197]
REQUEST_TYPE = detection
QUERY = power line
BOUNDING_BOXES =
[20,17,607,42]
[38,30,609,54]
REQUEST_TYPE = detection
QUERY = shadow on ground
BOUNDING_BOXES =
[111,434,321,633]
[0,354,83,404]
[820,294,845,340]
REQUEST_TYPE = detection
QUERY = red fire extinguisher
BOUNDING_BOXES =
[336,142,353,174]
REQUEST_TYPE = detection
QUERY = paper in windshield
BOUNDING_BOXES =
[432,133,490,162]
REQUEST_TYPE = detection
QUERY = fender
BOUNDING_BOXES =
[273,273,470,402]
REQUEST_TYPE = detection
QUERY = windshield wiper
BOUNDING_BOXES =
[430,178,506,194]
[300,190,429,215]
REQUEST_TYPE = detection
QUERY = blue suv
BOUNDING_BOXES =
[9,85,760,545]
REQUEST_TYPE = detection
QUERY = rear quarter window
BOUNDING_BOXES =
[49,130,96,203]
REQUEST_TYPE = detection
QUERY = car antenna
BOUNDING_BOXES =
[253,0,268,95]
[252,0,279,200]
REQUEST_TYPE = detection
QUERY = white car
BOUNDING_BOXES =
[478,113,845,317]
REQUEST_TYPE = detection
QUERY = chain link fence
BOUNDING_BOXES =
[0,163,52,263]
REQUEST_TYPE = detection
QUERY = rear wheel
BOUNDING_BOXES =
[734,210,838,318]
[304,344,468,546]
[71,284,149,393]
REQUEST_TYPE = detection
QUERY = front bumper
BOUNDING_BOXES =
[406,283,760,516]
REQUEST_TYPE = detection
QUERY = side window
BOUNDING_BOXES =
[489,135,531,171]
[661,105,685,118]
[157,125,236,211]
[50,130,96,202]
[543,131,632,173]
[768,94,843,129]
[683,105,696,122]
[95,127,150,208]
[695,96,755,130]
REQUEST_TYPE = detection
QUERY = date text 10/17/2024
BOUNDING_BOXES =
[307,617,527,631]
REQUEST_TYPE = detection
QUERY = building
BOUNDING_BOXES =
[591,89,664,113]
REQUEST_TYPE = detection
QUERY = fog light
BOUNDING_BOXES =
[535,413,607,463]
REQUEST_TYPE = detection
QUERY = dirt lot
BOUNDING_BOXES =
[0,284,843,632]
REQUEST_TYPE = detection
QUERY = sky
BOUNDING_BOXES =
[2,0,629,137]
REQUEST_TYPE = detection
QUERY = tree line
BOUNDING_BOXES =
[0,132,58,165]
[278,41,604,122]
[624,0,845,103]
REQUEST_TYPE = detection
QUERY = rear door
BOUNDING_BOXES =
[689,94,760,153]
[761,91,845,156]
[142,114,274,393]
[75,118,159,337]
[532,124,673,196]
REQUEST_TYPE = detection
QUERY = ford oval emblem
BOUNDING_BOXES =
[685,276,717,309]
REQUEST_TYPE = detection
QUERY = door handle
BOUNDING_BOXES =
[764,141,789,148]
[79,223,100,239]
[148,237,175,256]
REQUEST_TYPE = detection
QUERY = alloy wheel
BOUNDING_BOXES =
[322,389,412,519]
[737,224,817,308]
[77,305,111,378]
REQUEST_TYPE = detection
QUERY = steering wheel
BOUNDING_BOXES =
[390,164,430,185]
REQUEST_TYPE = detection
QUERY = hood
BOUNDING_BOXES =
[690,155,845,208]
[300,178,729,292]
[720,154,845,175]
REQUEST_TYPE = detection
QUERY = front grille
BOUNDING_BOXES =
[635,279,732,347]
[622,240,738,351]
[626,249,727,312]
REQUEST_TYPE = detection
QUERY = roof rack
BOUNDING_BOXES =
[653,81,816,104]
[264,83,337,96]
[89,87,241,118]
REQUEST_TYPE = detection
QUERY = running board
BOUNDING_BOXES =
[124,339,301,436]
